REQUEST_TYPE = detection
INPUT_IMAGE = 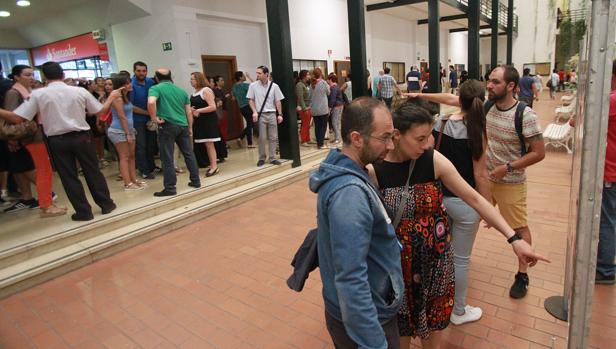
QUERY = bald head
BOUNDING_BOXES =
[155,68,172,82]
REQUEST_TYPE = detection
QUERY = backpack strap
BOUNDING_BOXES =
[483,99,495,114]
[515,101,528,156]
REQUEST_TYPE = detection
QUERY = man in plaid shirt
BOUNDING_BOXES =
[378,67,401,108]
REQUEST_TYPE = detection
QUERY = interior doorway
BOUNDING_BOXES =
[334,60,351,86]
[201,55,242,140]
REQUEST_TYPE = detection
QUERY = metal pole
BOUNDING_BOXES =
[347,0,368,98]
[428,0,440,93]
[490,0,499,69]
[265,0,300,167]
[468,0,480,79]
[506,0,513,65]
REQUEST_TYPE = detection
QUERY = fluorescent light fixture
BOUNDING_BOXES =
[17,0,30,6]
[0,11,10,17]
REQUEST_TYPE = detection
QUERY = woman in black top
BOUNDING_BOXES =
[190,72,220,177]
[409,80,490,326]
[368,101,547,348]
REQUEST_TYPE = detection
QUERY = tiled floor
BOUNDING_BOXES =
[1,92,615,348]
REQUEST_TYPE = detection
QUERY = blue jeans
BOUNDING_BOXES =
[157,123,200,191]
[443,196,481,315]
[134,119,157,175]
[597,183,616,277]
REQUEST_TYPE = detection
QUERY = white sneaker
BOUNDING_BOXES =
[450,305,482,325]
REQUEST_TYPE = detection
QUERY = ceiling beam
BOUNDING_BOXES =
[366,0,426,12]
[481,32,507,38]
[417,13,467,25]
[449,24,490,33]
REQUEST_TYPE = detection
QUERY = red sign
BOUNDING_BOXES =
[31,33,104,66]
[98,43,109,61]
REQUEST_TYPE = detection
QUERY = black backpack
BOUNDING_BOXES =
[484,100,528,156]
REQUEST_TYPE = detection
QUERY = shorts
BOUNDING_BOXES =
[490,182,528,229]
[7,144,35,174]
[107,128,137,144]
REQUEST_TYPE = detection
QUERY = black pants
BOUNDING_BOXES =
[325,311,400,349]
[313,114,329,147]
[239,105,254,145]
[382,97,393,109]
[47,131,114,217]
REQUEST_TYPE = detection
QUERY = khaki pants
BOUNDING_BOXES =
[258,112,278,162]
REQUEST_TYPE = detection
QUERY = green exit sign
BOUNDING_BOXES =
[162,42,172,51]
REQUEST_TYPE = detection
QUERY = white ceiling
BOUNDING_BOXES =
[0,0,93,29]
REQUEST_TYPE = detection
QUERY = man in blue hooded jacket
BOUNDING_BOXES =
[309,97,404,349]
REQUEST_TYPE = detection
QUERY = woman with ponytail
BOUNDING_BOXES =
[406,79,491,326]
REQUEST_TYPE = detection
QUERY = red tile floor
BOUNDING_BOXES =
[1,91,615,348]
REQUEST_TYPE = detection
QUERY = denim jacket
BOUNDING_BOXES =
[309,150,404,349]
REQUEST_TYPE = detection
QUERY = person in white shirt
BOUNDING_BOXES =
[247,66,285,166]
[0,61,122,221]
[550,69,560,99]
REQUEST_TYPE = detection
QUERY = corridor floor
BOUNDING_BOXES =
[1,92,615,348]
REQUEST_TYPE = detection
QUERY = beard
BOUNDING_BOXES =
[488,88,507,101]
[359,143,387,166]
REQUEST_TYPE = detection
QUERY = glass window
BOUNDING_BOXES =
[0,49,31,78]
[383,62,405,84]
[293,59,328,76]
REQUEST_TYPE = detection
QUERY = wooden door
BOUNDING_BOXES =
[334,60,351,86]
[201,55,242,140]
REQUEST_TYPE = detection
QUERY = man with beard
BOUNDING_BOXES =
[309,97,404,348]
[404,66,546,299]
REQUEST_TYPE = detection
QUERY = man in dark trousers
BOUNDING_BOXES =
[0,61,121,221]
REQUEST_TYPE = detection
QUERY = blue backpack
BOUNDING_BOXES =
[484,100,528,156]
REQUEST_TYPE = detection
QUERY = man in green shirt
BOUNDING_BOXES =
[148,68,200,196]
[232,71,255,147]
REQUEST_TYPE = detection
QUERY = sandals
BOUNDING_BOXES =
[40,205,67,218]
[124,183,145,191]
[205,168,219,177]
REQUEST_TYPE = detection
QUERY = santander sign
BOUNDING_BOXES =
[31,33,104,66]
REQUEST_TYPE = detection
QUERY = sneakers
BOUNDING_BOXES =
[0,197,11,207]
[450,305,483,325]
[596,271,616,285]
[509,272,529,299]
[51,192,58,201]
[4,199,38,213]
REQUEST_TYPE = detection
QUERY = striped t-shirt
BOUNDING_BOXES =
[486,102,542,184]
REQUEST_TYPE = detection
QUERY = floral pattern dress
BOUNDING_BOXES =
[373,149,455,338]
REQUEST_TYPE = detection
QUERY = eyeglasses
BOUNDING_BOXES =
[369,133,394,143]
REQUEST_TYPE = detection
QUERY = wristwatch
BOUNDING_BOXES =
[506,163,514,173]
[507,233,523,244]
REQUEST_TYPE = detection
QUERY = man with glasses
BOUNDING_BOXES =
[309,97,403,348]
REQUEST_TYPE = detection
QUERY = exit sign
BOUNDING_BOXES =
[162,42,172,51]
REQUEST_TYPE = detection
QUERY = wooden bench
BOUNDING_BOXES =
[543,122,573,154]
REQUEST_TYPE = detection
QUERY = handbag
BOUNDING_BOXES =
[0,118,38,141]
[546,79,553,88]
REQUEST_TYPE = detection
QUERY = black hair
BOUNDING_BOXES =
[404,96,440,116]
[612,59,616,76]
[458,79,487,160]
[523,68,531,76]
[391,101,434,134]
[10,65,32,79]
[257,65,269,74]
[384,67,390,74]
[42,61,64,81]
[133,61,147,71]
[234,71,244,82]
[155,70,172,81]
[341,97,384,145]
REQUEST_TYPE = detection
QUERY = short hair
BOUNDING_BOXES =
[155,69,172,81]
[257,65,269,74]
[612,59,616,76]
[191,72,208,89]
[133,61,147,71]
[42,61,64,81]
[493,65,520,90]
[327,73,337,82]
[341,97,385,145]
[384,67,390,74]
[234,71,244,82]
[523,68,531,76]
[391,101,434,134]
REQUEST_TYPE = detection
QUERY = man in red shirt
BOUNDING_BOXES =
[558,69,565,92]
[596,59,616,284]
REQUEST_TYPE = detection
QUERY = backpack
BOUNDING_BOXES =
[484,100,528,156]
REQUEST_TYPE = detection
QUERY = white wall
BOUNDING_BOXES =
[449,32,468,68]
[367,12,415,77]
